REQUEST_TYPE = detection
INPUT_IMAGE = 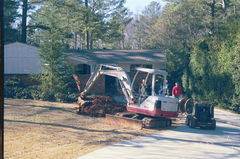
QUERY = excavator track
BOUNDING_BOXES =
[142,117,172,129]
[105,113,172,130]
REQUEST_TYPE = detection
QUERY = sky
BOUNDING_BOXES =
[125,0,167,14]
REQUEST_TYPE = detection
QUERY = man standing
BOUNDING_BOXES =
[172,82,182,98]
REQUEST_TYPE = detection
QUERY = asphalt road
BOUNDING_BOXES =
[79,109,240,159]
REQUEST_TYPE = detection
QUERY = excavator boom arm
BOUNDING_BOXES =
[80,64,134,104]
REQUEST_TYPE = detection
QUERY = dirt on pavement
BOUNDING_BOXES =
[4,99,159,159]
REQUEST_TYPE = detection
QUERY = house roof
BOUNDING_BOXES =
[4,42,38,52]
[4,42,42,74]
[67,49,166,65]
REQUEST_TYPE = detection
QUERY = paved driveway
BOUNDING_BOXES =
[79,109,240,159]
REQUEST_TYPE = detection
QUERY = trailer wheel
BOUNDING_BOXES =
[185,98,194,114]
[210,120,216,130]
[210,124,216,130]
[185,116,190,126]
[166,119,172,127]
[189,117,196,128]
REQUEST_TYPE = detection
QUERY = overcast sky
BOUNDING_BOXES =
[125,0,167,14]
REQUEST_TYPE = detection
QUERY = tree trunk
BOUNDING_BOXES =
[21,0,28,43]
[0,0,3,152]
[74,32,78,49]
[121,29,125,49]
[210,0,216,34]
[85,0,90,49]
[90,32,93,49]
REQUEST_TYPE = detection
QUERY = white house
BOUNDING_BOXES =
[4,42,42,74]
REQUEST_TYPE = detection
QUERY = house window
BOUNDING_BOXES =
[75,64,91,74]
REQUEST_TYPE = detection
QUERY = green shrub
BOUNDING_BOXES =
[4,75,77,103]
[4,76,35,99]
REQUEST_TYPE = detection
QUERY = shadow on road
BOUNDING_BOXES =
[172,124,240,136]
[147,134,240,148]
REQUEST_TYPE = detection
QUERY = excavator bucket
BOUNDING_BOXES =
[105,114,172,129]
[105,114,143,130]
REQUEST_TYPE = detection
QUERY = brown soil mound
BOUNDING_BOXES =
[78,96,126,117]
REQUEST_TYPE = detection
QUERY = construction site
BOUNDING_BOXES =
[4,50,240,159]
[3,0,240,158]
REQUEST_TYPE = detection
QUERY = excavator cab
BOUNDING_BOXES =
[127,67,179,119]
[131,68,168,96]
[132,69,167,105]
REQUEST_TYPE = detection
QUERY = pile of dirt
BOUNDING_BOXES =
[78,96,126,117]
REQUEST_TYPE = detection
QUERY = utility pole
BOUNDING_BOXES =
[21,0,28,43]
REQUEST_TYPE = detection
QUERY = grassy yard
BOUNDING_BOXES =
[4,99,156,159]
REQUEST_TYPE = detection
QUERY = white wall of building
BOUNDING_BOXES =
[4,42,42,74]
